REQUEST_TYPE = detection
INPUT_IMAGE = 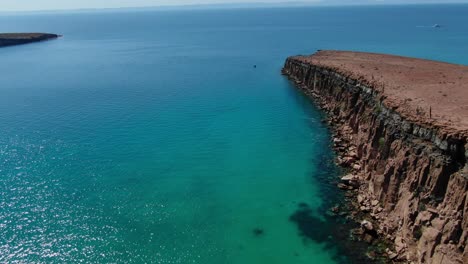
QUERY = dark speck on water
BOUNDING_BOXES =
[252,228,264,237]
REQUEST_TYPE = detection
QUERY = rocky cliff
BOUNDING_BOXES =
[282,51,467,264]
[0,33,59,47]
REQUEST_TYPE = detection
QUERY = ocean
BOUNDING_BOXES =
[1,4,467,263]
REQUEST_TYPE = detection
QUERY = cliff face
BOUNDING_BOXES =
[0,33,59,47]
[282,53,467,264]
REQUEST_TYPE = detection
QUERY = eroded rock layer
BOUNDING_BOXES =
[282,51,467,264]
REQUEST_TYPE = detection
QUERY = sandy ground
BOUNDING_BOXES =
[293,50,468,136]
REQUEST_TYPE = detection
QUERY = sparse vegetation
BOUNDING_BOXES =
[429,195,444,205]
[418,202,426,212]
[378,137,385,150]
[415,186,428,196]
[413,226,423,240]
[375,103,382,114]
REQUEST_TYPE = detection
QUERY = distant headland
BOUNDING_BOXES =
[0,33,60,47]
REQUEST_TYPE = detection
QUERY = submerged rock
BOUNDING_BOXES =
[252,228,264,237]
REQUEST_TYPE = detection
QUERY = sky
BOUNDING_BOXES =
[1,0,468,12]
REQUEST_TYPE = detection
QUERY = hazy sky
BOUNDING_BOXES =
[1,0,467,11]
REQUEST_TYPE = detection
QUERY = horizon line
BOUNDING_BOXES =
[1,1,467,14]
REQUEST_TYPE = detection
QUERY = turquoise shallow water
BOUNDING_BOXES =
[1,4,468,263]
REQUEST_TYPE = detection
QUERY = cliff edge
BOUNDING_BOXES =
[283,50,467,263]
[0,33,59,47]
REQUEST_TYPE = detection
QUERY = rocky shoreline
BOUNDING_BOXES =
[282,51,467,264]
[0,33,60,47]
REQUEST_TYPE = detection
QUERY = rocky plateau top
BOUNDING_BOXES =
[292,50,468,138]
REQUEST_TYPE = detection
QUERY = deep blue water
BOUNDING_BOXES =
[1,4,468,263]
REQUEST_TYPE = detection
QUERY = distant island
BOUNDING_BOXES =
[0,33,59,47]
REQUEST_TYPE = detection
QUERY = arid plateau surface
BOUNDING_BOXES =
[283,50,467,264]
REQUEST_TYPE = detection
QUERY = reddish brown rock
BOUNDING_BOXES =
[418,227,442,263]
[283,50,468,264]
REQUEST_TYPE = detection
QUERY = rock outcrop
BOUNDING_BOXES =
[282,50,467,263]
[0,33,59,47]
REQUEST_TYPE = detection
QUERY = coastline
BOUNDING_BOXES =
[0,33,60,47]
[282,50,467,263]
